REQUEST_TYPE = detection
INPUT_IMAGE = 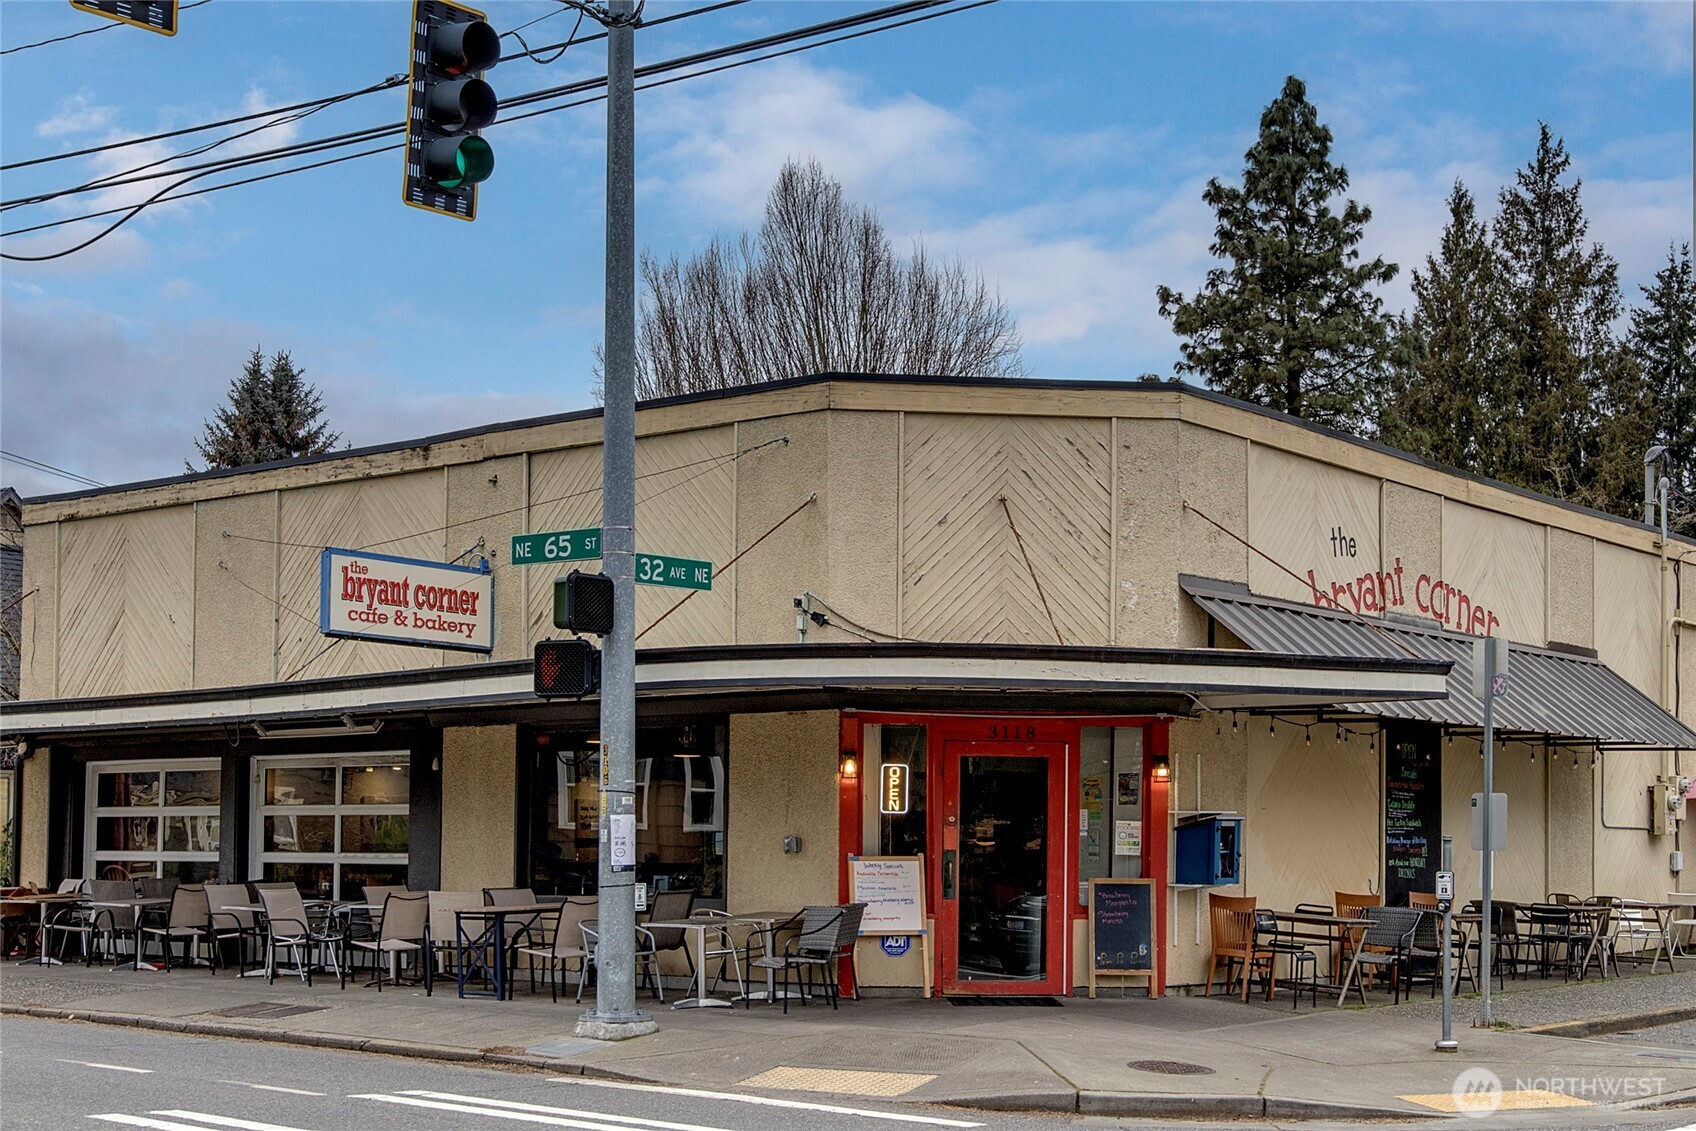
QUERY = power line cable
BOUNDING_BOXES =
[0,0,994,251]
[0,448,107,488]
[0,0,214,57]
[504,6,587,65]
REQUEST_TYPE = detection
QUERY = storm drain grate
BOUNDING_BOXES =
[946,996,1062,1007]
[1127,1059,1216,1075]
[207,1002,327,1020]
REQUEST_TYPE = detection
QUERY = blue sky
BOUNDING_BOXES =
[2,0,1691,497]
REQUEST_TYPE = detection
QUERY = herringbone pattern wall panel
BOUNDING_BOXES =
[526,427,735,649]
[277,474,447,680]
[59,507,194,696]
[902,415,1110,643]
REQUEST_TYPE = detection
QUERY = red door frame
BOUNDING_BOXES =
[839,711,1171,997]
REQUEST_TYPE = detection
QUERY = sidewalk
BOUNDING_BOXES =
[4,961,1695,1121]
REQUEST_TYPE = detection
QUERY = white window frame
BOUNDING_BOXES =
[249,751,409,900]
[634,757,652,831]
[683,754,724,832]
[85,758,222,882]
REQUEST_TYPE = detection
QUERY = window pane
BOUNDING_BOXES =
[341,814,409,854]
[164,815,221,853]
[162,860,219,883]
[97,816,158,852]
[880,726,927,858]
[342,763,409,806]
[264,814,334,854]
[265,861,333,899]
[164,769,220,806]
[342,864,408,900]
[98,772,159,808]
[98,860,156,881]
[266,766,336,806]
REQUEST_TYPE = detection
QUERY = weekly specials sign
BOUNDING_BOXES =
[320,548,494,653]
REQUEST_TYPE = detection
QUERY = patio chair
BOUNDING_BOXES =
[1460,900,1520,988]
[484,886,544,977]
[37,879,94,964]
[579,919,665,1003]
[1525,904,1578,980]
[1204,893,1269,1001]
[138,877,180,901]
[1333,891,1381,983]
[427,890,483,982]
[642,889,697,985]
[256,884,347,986]
[205,883,260,974]
[356,884,407,940]
[85,878,140,966]
[1253,908,1318,1008]
[138,884,216,973]
[745,905,849,1014]
[1408,892,1439,910]
[516,897,595,1002]
[1570,901,1613,979]
[1336,906,1420,1005]
[350,892,429,992]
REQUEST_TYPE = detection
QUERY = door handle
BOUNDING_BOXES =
[942,849,957,900]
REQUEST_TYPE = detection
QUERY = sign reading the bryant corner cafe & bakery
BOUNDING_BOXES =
[321,548,494,653]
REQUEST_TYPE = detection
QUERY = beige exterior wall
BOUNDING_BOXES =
[726,711,841,914]
[439,725,517,892]
[17,748,51,886]
[19,523,57,699]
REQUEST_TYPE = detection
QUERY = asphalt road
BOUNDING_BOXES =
[3,1017,1695,1131]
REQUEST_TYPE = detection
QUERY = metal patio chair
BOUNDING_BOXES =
[256,884,347,986]
[1336,906,1420,1005]
[138,884,216,973]
[350,891,429,991]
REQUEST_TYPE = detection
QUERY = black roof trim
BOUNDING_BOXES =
[20,374,1678,544]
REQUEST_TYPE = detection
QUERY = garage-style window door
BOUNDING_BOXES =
[251,753,409,900]
[85,759,222,883]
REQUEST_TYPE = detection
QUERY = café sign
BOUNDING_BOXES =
[321,548,493,653]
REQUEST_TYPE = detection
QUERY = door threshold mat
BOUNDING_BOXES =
[205,1002,327,1020]
[946,995,1062,1006]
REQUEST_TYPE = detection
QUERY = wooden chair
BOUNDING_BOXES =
[1408,892,1439,910]
[1205,893,1270,1001]
[1333,891,1381,981]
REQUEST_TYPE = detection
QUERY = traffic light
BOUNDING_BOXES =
[69,0,177,36]
[554,571,615,635]
[403,0,499,221]
[535,639,600,698]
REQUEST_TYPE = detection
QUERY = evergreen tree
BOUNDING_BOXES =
[1633,244,1696,534]
[1490,125,1644,510]
[194,348,339,470]
[1156,75,1398,432]
[1381,182,1505,472]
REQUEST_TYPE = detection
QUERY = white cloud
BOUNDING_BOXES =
[35,92,115,138]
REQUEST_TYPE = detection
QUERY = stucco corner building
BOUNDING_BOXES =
[6,375,1692,996]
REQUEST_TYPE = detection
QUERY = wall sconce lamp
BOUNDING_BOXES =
[1151,752,1170,782]
[839,749,860,780]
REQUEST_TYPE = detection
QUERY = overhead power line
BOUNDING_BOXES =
[0,0,213,57]
[0,448,107,488]
[0,0,996,257]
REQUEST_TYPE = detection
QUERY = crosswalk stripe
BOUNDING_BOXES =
[353,1093,714,1131]
[553,1079,986,1127]
[400,1091,739,1131]
[152,1115,316,1131]
[215,1081,326,1097]
[61,1059,154,1073]
[92,1118,220,1131]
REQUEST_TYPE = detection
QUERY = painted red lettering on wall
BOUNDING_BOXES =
[1306,557,1499,636]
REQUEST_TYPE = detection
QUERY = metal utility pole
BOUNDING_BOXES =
[1478,640,1498,1027]
[576,0,655,1041]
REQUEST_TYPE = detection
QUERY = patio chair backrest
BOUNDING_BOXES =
[1547,892,1580,905]
[257,884,311,934]
[832,903,866,948]
[794,906,845,956]
[167,884,210,930]
[379,893,428,943]
[1207,893,1256,951]
[205,883,254,930]
[56,878,86,895]
[89,878,138,928]
[1335,891,1380,920]
[1294,902,1332,916]
[138,877,179,900]
[554,898,597,956]
[1408,892,1439,910]
[1359,905,1420,950]
[1410,908,1441,950]
[429,891,480,944]
[362,885,407,910]
[1493,900,1520,937]
[484,887,537,906]
[645,889,695,949]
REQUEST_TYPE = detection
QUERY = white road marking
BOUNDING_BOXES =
[214,1081,326,1097]
[91,1119,225,1131]
[60,1059,154,1074]
[354,1092,718,1131]
[153,1115,318,1131]
[554,1079,986,1127]
[400,1091,738,1131]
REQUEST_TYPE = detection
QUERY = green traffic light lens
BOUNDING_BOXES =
[425,136,494,190]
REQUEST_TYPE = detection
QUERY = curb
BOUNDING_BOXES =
[1522,1004,1696,1039]
[1076,1090,1425,1122]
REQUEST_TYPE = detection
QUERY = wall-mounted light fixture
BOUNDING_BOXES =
[839,748,860,780]
[1151,751,1170,781]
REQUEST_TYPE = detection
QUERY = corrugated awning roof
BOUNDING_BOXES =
[1181,574,1696,750]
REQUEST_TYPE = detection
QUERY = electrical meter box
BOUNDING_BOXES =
[1175,815,1243,885]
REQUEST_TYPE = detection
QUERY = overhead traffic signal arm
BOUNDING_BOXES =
[404,0,499,221]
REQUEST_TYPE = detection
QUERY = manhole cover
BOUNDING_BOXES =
[1128,1059,1215,1075]
[207,1002,326,1020]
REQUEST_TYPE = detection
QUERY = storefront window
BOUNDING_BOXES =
[525,723,727,899]
[879,725,927,857]
[86,759,222,883]
[251,753,409,899]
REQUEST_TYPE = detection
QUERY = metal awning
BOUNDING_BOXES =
[1182,574,1696,750]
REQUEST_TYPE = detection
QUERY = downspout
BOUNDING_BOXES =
[1663,477,1678,785]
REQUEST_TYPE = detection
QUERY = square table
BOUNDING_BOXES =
[85,897,171,971]
[452,903,558,1000]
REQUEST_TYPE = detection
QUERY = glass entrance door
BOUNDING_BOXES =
[937,740,1067,995]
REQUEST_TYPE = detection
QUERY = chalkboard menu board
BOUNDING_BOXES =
[1087,878,1155,997]
[1384,722,1441,907]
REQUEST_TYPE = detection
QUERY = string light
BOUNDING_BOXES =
[1304,726,1311,747]
[1269,718,1276,735]
[1231,713,1239,734]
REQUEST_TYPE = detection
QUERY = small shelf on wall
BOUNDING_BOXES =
[1173,809,1238,823]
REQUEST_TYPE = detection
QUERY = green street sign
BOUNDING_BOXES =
[636,552,713,591]
[511,528,601,565]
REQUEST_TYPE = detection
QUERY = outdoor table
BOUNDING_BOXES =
[727,911,804,1004]
[10,892,86,966]
[645,915,765,1009]
[1668,893,1696,956]
[1265,909,1365,986]
[1616,901,1680,974]
[85,897,171,971]
[451,903,559,1000]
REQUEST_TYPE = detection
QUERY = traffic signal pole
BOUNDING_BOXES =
[575,0,654,1041]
